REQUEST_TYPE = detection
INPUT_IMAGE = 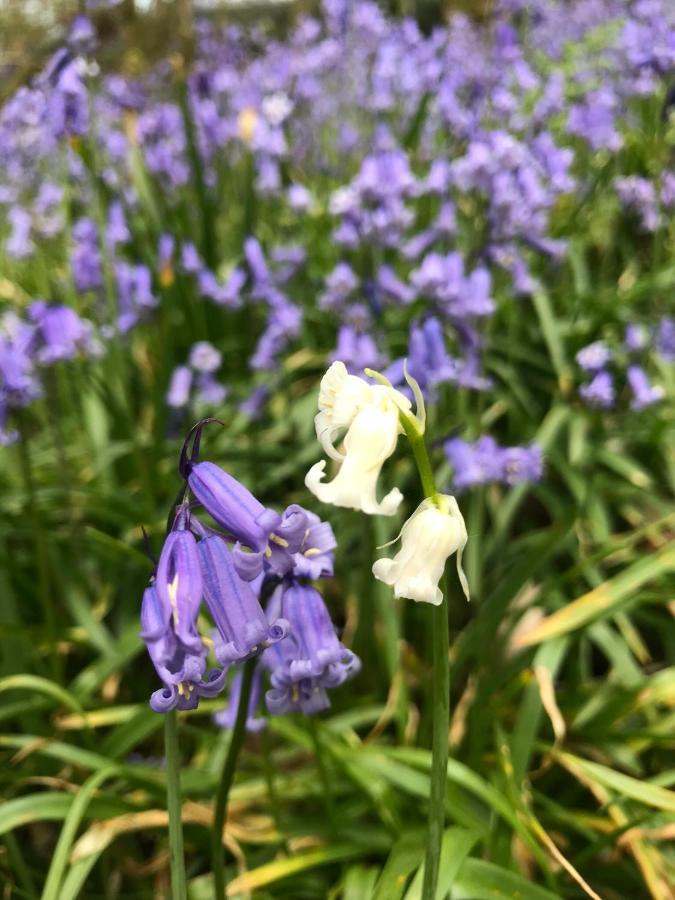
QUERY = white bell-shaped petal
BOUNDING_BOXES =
[306,392,403,515]
[372,495,469,604]
[315,361,374,461]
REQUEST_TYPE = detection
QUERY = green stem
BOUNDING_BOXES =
[212,657,256,900]
[17,424,60,684]
[165,710,187,900]
[422,583,450,900]
[399,420,449,900]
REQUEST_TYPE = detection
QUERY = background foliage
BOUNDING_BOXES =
[0,0,674,897]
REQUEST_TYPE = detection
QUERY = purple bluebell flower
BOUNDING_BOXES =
[28,301,97,364]
[319,263,358,311]
[107,202,130,247]
[288,184,313,212]
[181,242,203,275]
[154,506,204,652]
[580,371,615,409]
[657,318,675,362]
[445,436,543,490]
[69,16,96,53]
[195,375,227,407]
[5,206,34,259]
[141,583,226,714]
[187,462,308,579]
[240,385,270,420]
[625,324,648,353]
[198,534,288,665]
[116,263,157,332]
[376,266,414,305]
[445,436,505,490]
[137,103,189,188]
[189,341,221,373]
[167,366,193,409]
[33,183,64,239]
[501,445,544,485]
[262,582,360,715]
[332,325,384,374]
[46,57,90,139]
[614,176,660,231]
[71,218,103,293]
[626,365,664,410]
[214,667,266,733]
[289,508,336,580]
[576,341,611,372]
[568,89,623,153]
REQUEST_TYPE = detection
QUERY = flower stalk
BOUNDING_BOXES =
[164,710,188,900]
[399,419,449,900]
[212,656,257,900]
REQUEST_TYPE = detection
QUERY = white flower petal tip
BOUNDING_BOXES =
[363,486,403,517]
[372,494,470,604]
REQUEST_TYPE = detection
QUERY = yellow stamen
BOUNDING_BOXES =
[270,534,289,548]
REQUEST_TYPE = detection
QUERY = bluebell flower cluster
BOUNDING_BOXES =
[141,421,359,719]
[445,437,543,492]
[576,317,672,412]
[0,303,99,445]
[0,0,672,437]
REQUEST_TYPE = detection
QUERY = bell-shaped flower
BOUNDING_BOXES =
[198,534,288,665]
[141,584,227,713]
[187,461,307,578]
[261,582,360,716]
[306,377,409,516]
[154,512,203,652]
[372,495,469,605]
[290,507,337,579]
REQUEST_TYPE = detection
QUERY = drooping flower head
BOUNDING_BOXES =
[262,581,360,715]
[306,361,411,516]
[373,495,469,605]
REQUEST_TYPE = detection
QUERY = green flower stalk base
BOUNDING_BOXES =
[165,710,188,900]
[212,656,257,900]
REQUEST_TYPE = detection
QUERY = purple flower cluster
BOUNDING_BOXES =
[167,342,226,412]
[0,303,98,444]
[141,422,358,717]
[576,320,671,412]
[445,436,543,491]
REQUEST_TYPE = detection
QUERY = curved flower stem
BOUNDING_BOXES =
[398,418,449,900]
[164,710,187,900]
[212,657,256,900]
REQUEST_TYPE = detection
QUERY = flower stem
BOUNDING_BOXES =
[164,710,187,900]
[421,586,450,900]
[399,422,449,900]
[212,657,256,900]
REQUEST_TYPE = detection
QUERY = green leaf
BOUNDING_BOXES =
[513,544,675,648]
[42,768,117,900]
[372,833,424,900]
[557,752,675,813]
[452,858,561,899]
[404,827,480,899]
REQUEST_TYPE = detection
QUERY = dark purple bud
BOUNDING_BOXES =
[198,535,288,665]
[188,461,279,552]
